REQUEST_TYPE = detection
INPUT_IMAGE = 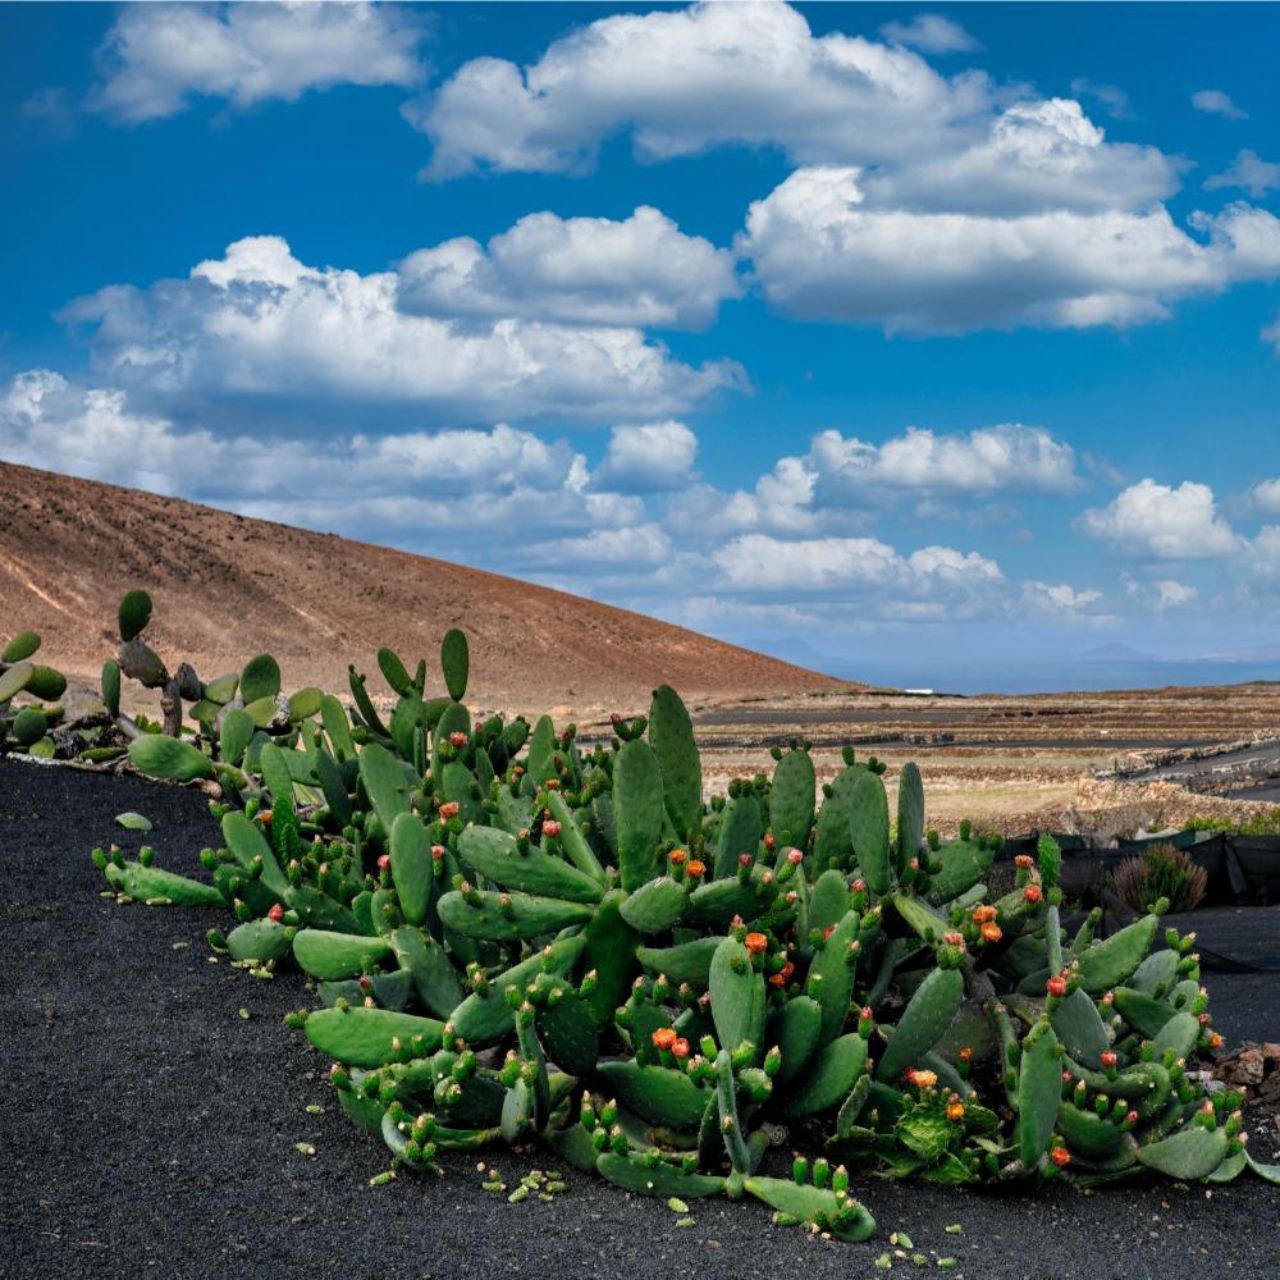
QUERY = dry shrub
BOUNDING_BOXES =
[1113,843,1208,914]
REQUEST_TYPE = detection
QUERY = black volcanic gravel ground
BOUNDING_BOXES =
[3,757,1279,1280]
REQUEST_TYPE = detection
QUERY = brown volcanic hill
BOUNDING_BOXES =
[0,461,840,714]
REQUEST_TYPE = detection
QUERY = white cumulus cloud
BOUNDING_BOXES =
[88,1,428,123]
[595,422,699,492]
[1081,479,1242,560]
[407,0,991,177]
[59,236,744,424]
[397,206,739,330]
[741,167,1280,333]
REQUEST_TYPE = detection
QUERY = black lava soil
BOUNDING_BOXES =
[3,757,1279,1280]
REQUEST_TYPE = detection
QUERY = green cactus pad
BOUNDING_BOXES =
[2,630,40,663]
[1073,911,1161,994]
[649,684,702,840]
[226,918,292,964]
[1049,988,1111,1065]
[389,812,433,925]
[808,868,851,935]
[117,589,152,642]
[743,1178,877,1243]
[437,888,594,941]
[851,770,891,895]
[779,1032,868,1117]
[927,839,994,904]
[104,860,225,907]
[287,686,323,722]
[1129,948,1179,995]
[389,926,463,1018]
[896,761,925,875]
[1136,1124,1228,1180]
[597,1152,726,1197]
[304,1006,444,1068]
[811,766,861,872]
[100,659,121,718]
[293,929,394,981]
[1016,1020,1062,1168]
[358,742,412,831]
[614,739,665,893]
[769,994,823,1086]
[318,970,413,1012]
[1113,987,1178,1039]
[709,934,765,1056]
[637,936,722,989]
[221,810,290,899]
[876,967,964,1082]
[377,647,413,696]
[239,654,281,704]
[12,707,46,748]
[0,662,33,704]
[440,628,469,701]
[619,876,687,933]
[458,825,604,905]
[712,792,764,879]
[537,990,601,1076]
[581,890,640,1024]
[811,910,863,1044]
[1056,1101,1128,1160]
[1151,1010,1199,1061]
[770,748,816,849]
[596,1060,709,1130]
[128,734,214,783]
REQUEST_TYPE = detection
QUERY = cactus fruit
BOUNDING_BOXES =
[64,612,1274,1234]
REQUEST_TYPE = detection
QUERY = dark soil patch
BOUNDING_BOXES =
[2,758,1279,1280]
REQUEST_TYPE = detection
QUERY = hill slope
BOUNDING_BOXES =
[0,461,839,711]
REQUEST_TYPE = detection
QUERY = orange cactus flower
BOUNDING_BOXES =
[685,859,706,880]
[448,731,468,749]
[1046,975,1067,998]
[669,849,687,865]
[744,932,768,954]
[905,1068,938,1089]
[768,962,795,989]
[1023,883,1043,904]
[1014,854,1034,870]
[946,1101,965,1122]
[1100,1051,1117,1069]
[651,1028,677,1052]
[980,922,1003,944]
[671,1037,690,1059]
[259,810,273,828]
[1050,1146,1071,1168]
[439,802,460,820]
[1209,1032,1224,1049]
[958,1047,973,1063]
[972,905,997,924]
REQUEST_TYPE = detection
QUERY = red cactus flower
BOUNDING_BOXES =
[744,931,768,954]
[1014,854,1034,869]
[943,931,966,947]
[439,802,460,820]
[860,1007,874,1021]
[669,849,687,865]
[449,732,467,749]
[1023,883,1043,904]
[545,779,560,791]
[738,853,753,868]
[685,859,706,880]
[851,878,867,894]
[980,922,1003,944]
[763,834,776,851]
[431,844,446,861]
[671,1037,690,1059]
[822,924,836,940]
[1101,1051,1117,1069]
[1199,1012,1211,1026]
[377,854,391,870]
[652,1028,677,1051]
[958,1047,973,1063]
[1125,1111,1138,1126]
[1050,1147,1071,1167]
[769,962,795,988]
[786,848,804,865]
[267,903,284,923]
[1046,975,1067,998]
[1101,990,1115,1006]
[542,820,562,838]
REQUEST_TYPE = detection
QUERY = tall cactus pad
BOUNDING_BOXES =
[851,770,891,894]
[128,735,214,783]
[117,590,152,642]
[896,762,925,875]
[648,685,701,839]
[770,748,816,849]
[440,629,469,701]
[613,739,664,893]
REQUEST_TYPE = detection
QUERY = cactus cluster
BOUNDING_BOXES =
[0,629,68,757]
[8,598,1278,1239]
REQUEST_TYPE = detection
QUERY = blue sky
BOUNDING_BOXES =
[3,2,1280,692]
